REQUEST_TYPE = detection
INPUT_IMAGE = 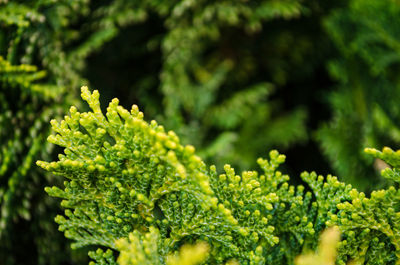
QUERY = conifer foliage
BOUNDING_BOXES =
[0,55,69,265]
[0,1,86,263]
[39,88,400,264]
[148,0,309,171]
[318,0,400,191]
[85,0,312,171]
[2,0,400,264]
[0,1,152,263]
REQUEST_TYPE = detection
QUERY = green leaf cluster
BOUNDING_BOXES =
[84,0,313,172]
[0,1,161,263]
[3,0,400,264]
[38,88,400,264]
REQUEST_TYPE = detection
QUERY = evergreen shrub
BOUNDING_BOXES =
[37,87,400,265]
[1,0,400,264]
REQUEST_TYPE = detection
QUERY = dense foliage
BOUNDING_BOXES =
[85,0,315,171]
[0,1,118,263]
[0,55,70,265]
[1,0,400,264]
[38,88,400,265]
[318,0,400,191]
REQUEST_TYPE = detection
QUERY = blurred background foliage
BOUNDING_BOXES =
[1,0,400,264]
[318,0,400,191]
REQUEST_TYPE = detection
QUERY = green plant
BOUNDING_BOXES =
[3,1,400,264]
[318,0,400,191]
[116,227,210,265]
[0,2,338,262]
[0,1,154,263]
[38,87,400,264]
[153,0,309,171]
[0,55,74,264]
[86,0,321,172]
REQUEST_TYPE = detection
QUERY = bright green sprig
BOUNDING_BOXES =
[116,227,163,265]
[38,87,306,264]
[116,226,210,265]
[38,86,217,257]
[89,248,117,265]
[317,147,400,265]
[38,88,400,265]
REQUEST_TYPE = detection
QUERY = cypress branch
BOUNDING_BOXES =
[38,87,400,264]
